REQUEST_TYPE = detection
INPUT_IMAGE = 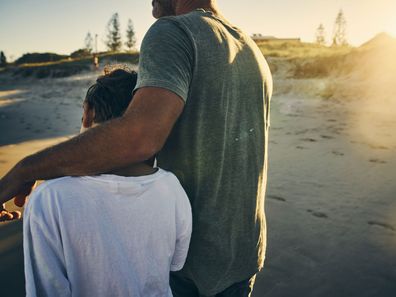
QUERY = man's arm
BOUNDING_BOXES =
[0,87,184,207]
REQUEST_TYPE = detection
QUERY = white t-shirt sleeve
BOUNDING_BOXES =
[170,191,192,271]
[23,185,71,297]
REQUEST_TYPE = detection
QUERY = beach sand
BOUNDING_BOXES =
[254,93,396,296]
[0,71,395,296]
[0,73,94,296]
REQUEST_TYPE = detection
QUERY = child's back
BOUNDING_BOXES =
[24,168,192,297]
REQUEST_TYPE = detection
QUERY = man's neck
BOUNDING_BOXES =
[108,163,157,177]
[175,0,220,17]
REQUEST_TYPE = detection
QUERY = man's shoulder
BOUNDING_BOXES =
[147,10,206,35]
[164,9,205,22]
[144,16,188,39]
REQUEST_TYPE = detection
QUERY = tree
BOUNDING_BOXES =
[125,19,137,51]
[332,9,348,46]
[105,13,122,52]
[85,32,93,53]
[315,23,326,46]
[0,51,6,67]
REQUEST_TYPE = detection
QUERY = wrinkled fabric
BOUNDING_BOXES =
[24,169,192,297]
[135,9,272,296]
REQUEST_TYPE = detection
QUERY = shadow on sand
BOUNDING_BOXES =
[0,220,25,296]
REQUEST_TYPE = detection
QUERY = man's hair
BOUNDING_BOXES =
[84,69,137,123]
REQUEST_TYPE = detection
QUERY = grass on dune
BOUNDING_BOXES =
[8,52,140,79]
[257,40,352,59]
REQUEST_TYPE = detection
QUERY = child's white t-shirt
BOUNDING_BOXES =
[23,168,192,297]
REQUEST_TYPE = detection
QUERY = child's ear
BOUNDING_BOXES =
[82,107,95,128]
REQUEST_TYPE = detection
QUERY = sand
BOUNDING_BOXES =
[253,93,396,296]
[0,69,395,296]
[0,73,95,295]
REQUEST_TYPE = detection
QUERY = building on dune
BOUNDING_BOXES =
[251,34,301,43]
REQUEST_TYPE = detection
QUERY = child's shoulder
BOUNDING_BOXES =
[156,168,191,206]
[155,168,184,190]
[32,176,83,196]
[27,177,84,209]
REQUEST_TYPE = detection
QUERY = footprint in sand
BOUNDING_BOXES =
[369,158,387,164]
[350,140,362,145]
[369,144,390,150]
[307,209,328,219]
[332,150,344,156]
[286,113,300,117]
[368,221,395,232]
[328,126,345,135]
[267,195,287,202]
[301,138,317,142]
[294,129,310,135]
[320,135,334,139]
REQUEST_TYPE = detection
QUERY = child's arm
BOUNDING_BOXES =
[23,188,71,297]
[171,192,193,271]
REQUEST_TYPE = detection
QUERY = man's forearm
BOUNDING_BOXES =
[16,116,149,183]
[0,87,184,206]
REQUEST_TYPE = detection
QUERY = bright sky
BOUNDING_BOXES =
[1,0,395,61]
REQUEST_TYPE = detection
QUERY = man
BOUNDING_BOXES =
[24,69,192,297]
[0,1,272,296]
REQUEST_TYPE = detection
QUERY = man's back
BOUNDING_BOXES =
[23,169,192,297]
[136,9,272,295]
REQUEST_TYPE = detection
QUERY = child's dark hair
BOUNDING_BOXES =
[84,68,156,167]
[84,69,137,123]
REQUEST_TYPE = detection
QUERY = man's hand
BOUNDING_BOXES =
[0,166,36,221]
[0,204,22,222]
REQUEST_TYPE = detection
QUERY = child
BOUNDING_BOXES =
[23,69,192,297]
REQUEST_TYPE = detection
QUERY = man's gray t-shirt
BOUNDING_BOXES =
[135,9,272,296]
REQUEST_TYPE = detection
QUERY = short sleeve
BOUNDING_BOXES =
[134,18,194,102]
[23,187,71,297]
[171,191,192,271]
